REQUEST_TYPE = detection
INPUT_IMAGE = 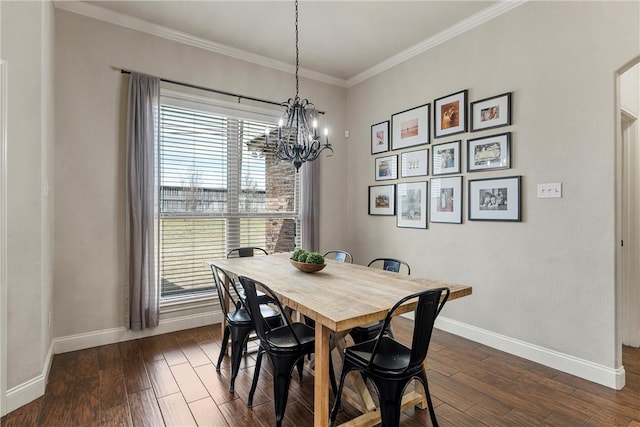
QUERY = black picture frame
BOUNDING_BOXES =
[470,92,512,132]
[432,140,461,176]
[391,104,430,150]
[468,175,521,221]
[467,132,511,172]
[430,176,463,224]
[374,155,398,181]
[371,120,390,154]
[434,90,467,138]
[369,184,396,216]
[397,181,428,229]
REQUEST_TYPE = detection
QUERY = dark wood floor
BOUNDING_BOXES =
[2,318,640,426]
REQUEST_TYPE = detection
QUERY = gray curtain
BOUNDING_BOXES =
[301,160,319,251]
[126,73,160,330]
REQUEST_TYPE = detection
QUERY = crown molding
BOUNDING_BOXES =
[346,0,527,88]
[54,0,526,89]
[53,0,348,88]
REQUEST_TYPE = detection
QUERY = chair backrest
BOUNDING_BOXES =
[367,257,411,275]
[238,276,303,347]
[324,250,353,264]
[227,247,269,259]
[210,264,243,317]
[370,287,450,372]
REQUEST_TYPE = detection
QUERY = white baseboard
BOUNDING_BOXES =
[6,341,54,414]
[435,316,626,390]
[54,310,222,354]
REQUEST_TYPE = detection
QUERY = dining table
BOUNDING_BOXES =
[207,252,472,427]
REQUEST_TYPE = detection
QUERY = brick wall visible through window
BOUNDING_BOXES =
[158,99,300,302]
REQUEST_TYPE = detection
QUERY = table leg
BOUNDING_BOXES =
[314,324,331,427]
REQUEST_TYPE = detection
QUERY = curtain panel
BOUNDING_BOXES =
[301,160,319,252]
[126,73,160,330]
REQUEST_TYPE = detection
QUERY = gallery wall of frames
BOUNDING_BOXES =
[368,90,521,228]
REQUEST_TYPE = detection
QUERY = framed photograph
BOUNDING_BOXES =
[434,90,467,138]
[468,176,521,221]
[471,92,512,132]
[374,155,398,181]
[391,104,430,150]
[401,149,428,178]
[467,132,511,172]
[430,176,462,224]
[432,140,461,176]
[371,121,390,154]
[369,184,396,216]
[397,181,428,229]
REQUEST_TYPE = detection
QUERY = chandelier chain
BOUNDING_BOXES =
[295,0,299,98]
[262,0,333,171]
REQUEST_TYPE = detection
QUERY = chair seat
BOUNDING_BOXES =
[266,323,315,351]
[346,336,413,374]
[227,304,278,325]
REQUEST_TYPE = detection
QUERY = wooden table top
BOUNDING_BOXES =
[207,252,472,332]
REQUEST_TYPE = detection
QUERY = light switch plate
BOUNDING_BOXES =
[537,183,562,198]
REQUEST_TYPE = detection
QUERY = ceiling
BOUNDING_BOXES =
[56,1,521,87]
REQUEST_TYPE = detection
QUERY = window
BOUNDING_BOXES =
[158,91,300,303]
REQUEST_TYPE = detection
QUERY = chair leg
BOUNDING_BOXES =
[330,359,356,426]
[296,357,305,381]
[417,370,439,427]
[370,376,405,427]
[248,348,264,408]
[329,354,338,397]
[229,325,253,393]
[271,354,303,427]
[216,325,230,371]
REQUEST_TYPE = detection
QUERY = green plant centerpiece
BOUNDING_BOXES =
[290,249,326,273]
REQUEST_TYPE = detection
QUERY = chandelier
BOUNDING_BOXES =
[265,0,333,171]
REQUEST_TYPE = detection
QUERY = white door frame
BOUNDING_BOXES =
[616,56,640,371]
[0,59,8,417]
[621,109,639,347]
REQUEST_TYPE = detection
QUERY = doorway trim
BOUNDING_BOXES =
[0,59,7,417]
[615,56,640,377]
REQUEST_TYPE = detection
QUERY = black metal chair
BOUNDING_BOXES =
[226,246,269,258]
[323,250,353,264]
[367,257,411,274]
[210,264,280,392]
[227,246,272,304]
[330,287,450,427]
[239,276,317,427]
[348,258,411,344]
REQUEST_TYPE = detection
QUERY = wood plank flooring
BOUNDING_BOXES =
[2,318,639,426]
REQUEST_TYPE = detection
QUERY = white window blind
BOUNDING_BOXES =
[158,98,300,302]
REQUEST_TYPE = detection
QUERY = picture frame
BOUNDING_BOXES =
[467,132,511,172]
[432,140,461,176]
[374,155,398,181]
[391,104,430,150]
[371,120,390,154]
[369,184,396,216]
[434,90,467,138]
[468,175,521,221]
[397,181,428,229]
[401,149,428,178]
[470,92,512,132]
[430,176,463,224]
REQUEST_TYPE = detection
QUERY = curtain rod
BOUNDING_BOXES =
[119,68,282,107]
[118,68,325,114]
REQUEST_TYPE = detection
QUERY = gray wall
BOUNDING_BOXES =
[345,1,638,371]
[1,0,55,400]
[52,9,348,339]
[2,0,639,413]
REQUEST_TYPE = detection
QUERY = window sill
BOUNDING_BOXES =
[160,293,217,314]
